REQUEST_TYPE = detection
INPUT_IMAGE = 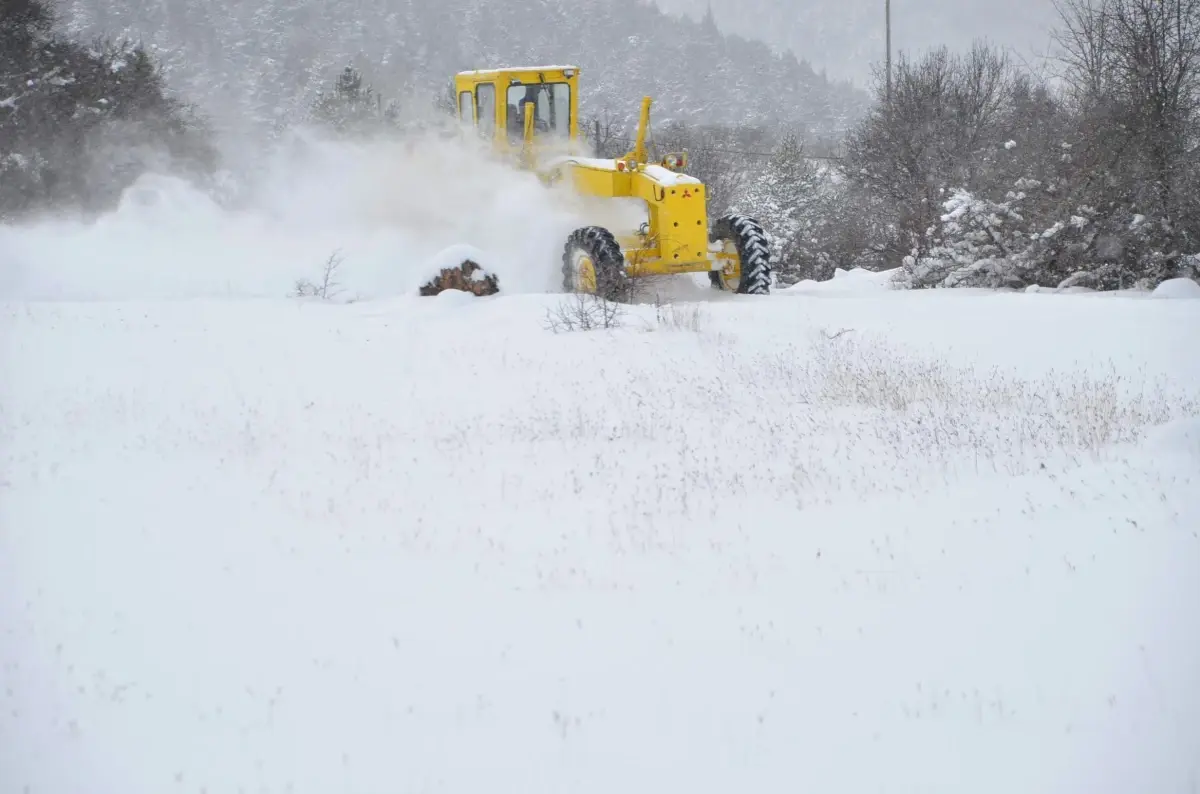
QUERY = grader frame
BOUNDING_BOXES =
[452,65,771,299]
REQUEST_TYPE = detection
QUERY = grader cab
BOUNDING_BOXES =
[452,65,771,299]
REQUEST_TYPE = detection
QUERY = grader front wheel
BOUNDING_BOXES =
[708,215,772,295]
[562,226,630,301]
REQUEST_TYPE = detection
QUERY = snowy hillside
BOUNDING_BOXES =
[2,135,1199,794]
[57,0,867,140]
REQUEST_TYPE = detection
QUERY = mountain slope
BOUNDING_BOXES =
[59,0,868,139]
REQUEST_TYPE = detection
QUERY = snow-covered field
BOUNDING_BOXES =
[2,135,1199,793]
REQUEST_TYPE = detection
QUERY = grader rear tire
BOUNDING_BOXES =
[708,214,772,295]
[562,226,630,302]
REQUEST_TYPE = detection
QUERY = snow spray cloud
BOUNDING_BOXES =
[0,127,645,301]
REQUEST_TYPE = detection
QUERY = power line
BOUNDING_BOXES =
[601,134,844,161]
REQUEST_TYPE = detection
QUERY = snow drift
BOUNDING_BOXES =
[0,128,645,302]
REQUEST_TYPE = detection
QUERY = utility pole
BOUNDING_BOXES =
[885,0,892,104]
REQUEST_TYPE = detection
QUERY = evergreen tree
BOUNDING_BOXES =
[309,65,402,135]
[1,0,214,218]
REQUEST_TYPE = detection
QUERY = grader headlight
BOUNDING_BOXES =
[660,152,688,170]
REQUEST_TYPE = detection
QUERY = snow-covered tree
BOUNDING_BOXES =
[309,65,399,136]
[904,187,1029,288]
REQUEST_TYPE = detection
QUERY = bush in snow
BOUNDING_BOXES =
[901,187,1030,289]
[904,182,1198,292]
[903,183,1149,290]
[902,182,1101,289]
[291,250,347,301]
[544,292,624,333]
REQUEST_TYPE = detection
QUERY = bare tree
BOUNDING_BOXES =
[841,42,1015,262]
[581,106,628,159]
[1048,0,1200,276]
[1109,0,1200,224]
[1052,0,1118,103]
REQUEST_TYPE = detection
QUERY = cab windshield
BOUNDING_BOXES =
[506,82,570,143]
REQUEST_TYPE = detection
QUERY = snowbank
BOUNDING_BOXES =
[782,266,903,294]
[1151,277,1200,299]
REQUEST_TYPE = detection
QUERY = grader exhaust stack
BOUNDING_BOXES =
[630,96,651,166]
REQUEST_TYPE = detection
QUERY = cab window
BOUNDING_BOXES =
[475,83,496,138]
[458,91,472,123]
[505,83,570,143]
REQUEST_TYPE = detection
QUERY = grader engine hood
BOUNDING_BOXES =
[543,154,712,273]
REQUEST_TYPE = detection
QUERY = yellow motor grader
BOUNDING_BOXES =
[452,65,772,300]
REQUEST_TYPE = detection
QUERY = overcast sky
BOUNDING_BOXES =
[651,0,1063,86]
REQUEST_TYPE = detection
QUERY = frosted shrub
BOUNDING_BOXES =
[652,298,706,332]
[543,292,624,333]
[290,250,345,300]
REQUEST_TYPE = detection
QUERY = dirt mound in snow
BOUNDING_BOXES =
[418,258,500,297]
